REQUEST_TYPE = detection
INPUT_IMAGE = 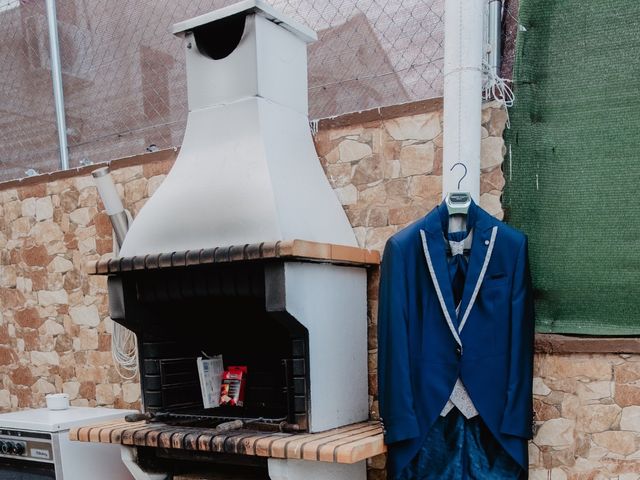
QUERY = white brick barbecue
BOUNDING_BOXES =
[111,2,370,479]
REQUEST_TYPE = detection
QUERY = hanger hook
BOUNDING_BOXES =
[450,162,467,190]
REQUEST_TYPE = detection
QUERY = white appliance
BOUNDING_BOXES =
[0,407,135,480]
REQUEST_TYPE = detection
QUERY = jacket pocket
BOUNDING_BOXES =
[482,273,509,289]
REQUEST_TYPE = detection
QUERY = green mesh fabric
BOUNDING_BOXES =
[504,0,640,334]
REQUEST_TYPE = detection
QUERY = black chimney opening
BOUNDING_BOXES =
[192,12,247,60]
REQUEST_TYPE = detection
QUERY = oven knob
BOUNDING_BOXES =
[13,442,24,455]
[0,441,8,454]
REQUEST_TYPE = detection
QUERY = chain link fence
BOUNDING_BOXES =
[0,0,444,182]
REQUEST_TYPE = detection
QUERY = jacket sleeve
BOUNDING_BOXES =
[377,238,420,444]
[500,236,535,439]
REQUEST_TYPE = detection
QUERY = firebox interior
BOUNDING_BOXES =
[112,261,310,430]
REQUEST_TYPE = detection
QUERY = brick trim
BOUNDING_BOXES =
[535,334,640,354]
[70,419,386,463]
[0,148,179,192]
[315,97,444,130]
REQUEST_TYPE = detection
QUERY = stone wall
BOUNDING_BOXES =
[530,354,640,479]
[313,99,506,253]
[313,99,507,478]
[1,98,638,480]
[0,152,176,411]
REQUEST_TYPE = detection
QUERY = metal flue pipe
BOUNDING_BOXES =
[487,0,503,79]
[92,167,129,247]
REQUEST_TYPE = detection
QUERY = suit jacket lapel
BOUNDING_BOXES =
[458,206,499,333]
[419,207,461,347]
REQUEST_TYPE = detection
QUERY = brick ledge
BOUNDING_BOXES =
[535,334,640,354]
[70,419,385,464]
[87,239,380,275]
[0,148,179,192]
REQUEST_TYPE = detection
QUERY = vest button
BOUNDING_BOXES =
[455,346,462,357]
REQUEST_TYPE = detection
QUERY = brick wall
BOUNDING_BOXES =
[1,99,638,479]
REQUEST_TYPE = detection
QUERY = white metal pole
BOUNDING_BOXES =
[442,0,485,202]
[45,0,70,171]
[487,0,502,79]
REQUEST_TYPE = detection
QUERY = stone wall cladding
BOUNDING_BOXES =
[530,354,640,479]
[1,99,635,480]
[313,100,506,479]
[314,99,507,253]
[0,155,174,412]
[0,99,507,419]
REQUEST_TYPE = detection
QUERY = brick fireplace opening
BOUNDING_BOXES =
[78,240,382,479]
[114,254,311,430]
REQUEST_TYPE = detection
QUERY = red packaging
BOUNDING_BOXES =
[220,366,247,407]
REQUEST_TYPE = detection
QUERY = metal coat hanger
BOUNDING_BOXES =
[446,162,471,215]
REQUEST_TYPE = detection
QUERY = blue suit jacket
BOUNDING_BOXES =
[378,200,534,477]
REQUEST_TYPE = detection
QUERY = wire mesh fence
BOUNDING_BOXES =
[0,0,444,182]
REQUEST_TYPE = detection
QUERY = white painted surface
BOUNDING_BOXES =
[268,458,366,480]
[120,446,168,480]
[120,96,356,256]
[183,13,309,115]
[442,0,484,201]
[57,431,134,479]
[121,6,356,257]
[0,406,134,432]
[284,263,368,432]
[172,0,317,43]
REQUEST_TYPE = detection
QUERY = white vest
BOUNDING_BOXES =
[439,234,478,419]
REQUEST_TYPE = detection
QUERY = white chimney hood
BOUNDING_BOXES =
[120,0,357,258]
